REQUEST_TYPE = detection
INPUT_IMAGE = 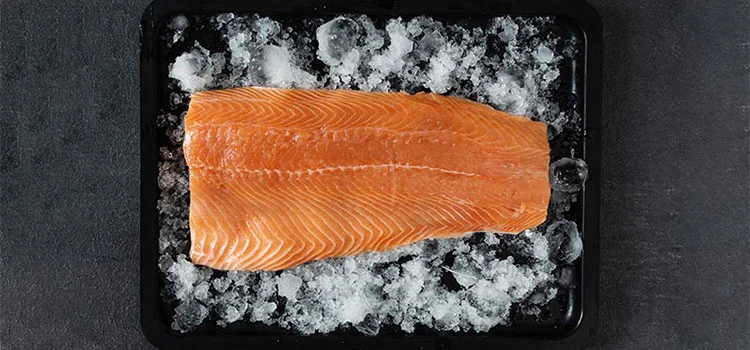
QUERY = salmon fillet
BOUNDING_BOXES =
[183,87,550,271]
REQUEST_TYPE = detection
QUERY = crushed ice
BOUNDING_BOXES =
[159,14,587,334]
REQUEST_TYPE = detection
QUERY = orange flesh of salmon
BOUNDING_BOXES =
[183,87,550,271]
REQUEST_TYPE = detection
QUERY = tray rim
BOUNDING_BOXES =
[139,0,602,349]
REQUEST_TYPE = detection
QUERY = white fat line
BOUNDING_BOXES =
[195,163,480,178]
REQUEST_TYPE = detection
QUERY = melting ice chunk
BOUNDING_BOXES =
[169,14,190,30]
[549,157,589,192]
[172,299,209,331]
[545,220,583,264]
[316,16,362,64]
[556,266,575,288]
[354,314,380,336]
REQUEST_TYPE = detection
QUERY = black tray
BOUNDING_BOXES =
[140,0,602,348]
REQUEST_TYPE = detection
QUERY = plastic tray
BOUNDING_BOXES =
[140,0,601,348]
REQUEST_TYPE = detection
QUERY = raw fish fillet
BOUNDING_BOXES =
[183,87,550,271]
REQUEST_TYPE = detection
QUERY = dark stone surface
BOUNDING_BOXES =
[0,0,747,349]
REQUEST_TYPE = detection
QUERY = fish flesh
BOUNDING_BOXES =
[183,87,550,271]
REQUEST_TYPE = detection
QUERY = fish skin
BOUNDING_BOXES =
[183,87,550,271]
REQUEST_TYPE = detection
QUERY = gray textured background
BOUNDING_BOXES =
[1,0,748,349]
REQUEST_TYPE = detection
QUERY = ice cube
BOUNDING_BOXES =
[557,266,575,288]
[223,305,242,323]
[534,45,554,63]
[158,254,174,274]
[545,220,583,264]
[316,17,362,64]
[354,314,380,335]
[194,282,211,301]
[251,302,277,322]
[212,277,231,293]
[446,255,481,288]
[172,299,209,332]
[169,15,190,30]
[277,272,303,301]
[542,68,560,85]
[549,157,589,192]
[561,231,583,264]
